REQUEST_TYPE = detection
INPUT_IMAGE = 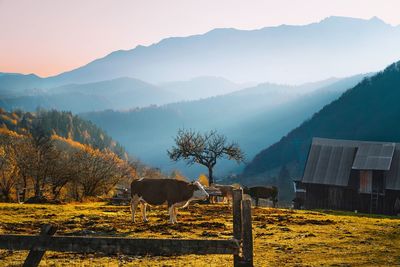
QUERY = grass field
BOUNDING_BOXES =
[0,202,399,266]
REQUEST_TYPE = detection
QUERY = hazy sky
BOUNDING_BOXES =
[1,0,400,77]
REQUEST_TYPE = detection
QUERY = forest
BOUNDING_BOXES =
[0,109,136,202]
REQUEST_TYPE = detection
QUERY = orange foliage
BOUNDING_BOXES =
[198,174,209,187]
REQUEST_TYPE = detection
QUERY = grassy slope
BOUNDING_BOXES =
[0,203,399,266]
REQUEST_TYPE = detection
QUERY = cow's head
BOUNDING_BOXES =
[191,181,209,200]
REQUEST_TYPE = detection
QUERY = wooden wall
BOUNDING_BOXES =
[303,184,399,215]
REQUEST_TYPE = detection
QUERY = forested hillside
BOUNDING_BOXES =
[0,108,126,158]
[0,76,248,113]
[0,77,176,113]
[243,61,400,199]
[0,109,138,203]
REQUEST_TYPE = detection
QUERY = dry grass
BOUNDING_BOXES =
[0,202,399,266]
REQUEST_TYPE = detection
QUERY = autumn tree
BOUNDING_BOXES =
[0,130,21,201]
[141,167,165,179]
[29,128,61,198]
[170,170,188,181]
[12,137,34,202]
[197,174,209,187]
[168,129,244,185]
[71,147,134,200]
[46,150,75,200]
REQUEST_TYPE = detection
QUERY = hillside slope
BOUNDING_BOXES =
[159,76,245,100]
[0,76,249,113]
[0,203,398,266]
[0,108,127,158]
[243,61,400,195]
[81,74,366,178]
[0,77,176,113]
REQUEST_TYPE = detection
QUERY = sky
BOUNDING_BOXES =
[1,0,400,77]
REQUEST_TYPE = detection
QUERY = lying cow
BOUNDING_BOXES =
[243,186,278,207]
[130,178,209,224]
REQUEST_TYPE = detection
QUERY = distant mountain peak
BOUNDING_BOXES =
[319,16,390,26]
[319,15,387,25]
[368,16,387,25]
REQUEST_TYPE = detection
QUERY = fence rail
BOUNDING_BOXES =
[0,235,240,255]
[0,189,253,266]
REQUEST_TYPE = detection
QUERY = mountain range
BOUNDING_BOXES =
[81,74,367,178]
[1,16,400,95]
[0,76,250,113]
[47,16,400,85]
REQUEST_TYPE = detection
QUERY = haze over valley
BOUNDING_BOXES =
[1,15,400,199]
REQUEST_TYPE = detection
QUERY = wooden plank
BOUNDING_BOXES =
[232,188,243,266]
[23,224,58,267]
[0,235,240,256]
[241,200,254,266]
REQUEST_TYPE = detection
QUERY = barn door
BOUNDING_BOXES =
[372,170,384,194]
[359,170,372,193]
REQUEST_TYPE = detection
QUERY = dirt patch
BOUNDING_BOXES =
[24,196,62,204]
[294,219,335,225]
[197,222,226,229]
[200,231,219,237]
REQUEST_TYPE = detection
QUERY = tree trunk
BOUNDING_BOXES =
[0,188,11,202]
[34,178,41,197]
[208,167,214,185]
[52,186,60,200]
[21,175,27,202]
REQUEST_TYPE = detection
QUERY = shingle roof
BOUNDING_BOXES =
[302,138,400,190]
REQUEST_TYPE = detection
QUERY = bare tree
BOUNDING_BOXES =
[168,129,244,185]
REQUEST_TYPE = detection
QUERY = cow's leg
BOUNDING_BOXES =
[168,205,175,224]
[255,198,259,207]
[173,205,178,223]
[130,195,140,223]
[141,202,148,222]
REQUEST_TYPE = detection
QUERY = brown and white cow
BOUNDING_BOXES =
[130,178,209,224]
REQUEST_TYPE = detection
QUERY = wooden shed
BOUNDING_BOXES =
[295,138,400,215]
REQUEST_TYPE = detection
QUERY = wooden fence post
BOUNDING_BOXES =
[241,199,253,267]
[233,188,243,266]
[23,224,58,267]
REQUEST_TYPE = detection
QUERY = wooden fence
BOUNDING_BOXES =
[0,189,253,266]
